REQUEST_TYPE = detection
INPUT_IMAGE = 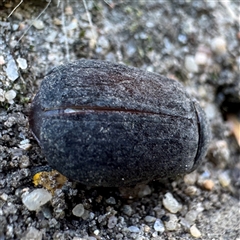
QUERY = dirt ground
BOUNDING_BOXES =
[0,0,239,239]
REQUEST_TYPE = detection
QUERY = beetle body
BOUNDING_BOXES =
[30,59,210,187]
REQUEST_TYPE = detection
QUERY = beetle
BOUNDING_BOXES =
[29,59,211,187]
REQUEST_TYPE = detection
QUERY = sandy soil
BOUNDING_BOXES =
[0,1,239,239]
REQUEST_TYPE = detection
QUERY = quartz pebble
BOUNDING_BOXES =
[152,231,158,237]
[93,229,100,236]
[22,189,52,211]
[17,58,28,70]
[81,209,90,220]
[185,210,198,224]
[180,217,191,229]
[184,55,199,73]
[106,197,116,205]
[195,49,209,66]
[108,216,117,229]
[190,225,201,238]
[5,90,16,104]
[6,59,19,81]
[128,226,140,233]
[163,214,178,231]
[0,193,8,201]
[153,219,165,232]
[72,204,84,217]
[21,227,42,240]
[211,37,227,54]
[19,139,31,150]
[122,205,133,216]
[162,192,182,213]
[218,171,231,187]
[33,20,45,30]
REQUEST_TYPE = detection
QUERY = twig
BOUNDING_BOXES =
[7,0,23,18]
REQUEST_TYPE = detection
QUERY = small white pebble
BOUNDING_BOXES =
[21,227,42,240]
[162,192,182,213]
[19,139,32,150]
[190,224,202,238]
[0,193,8,201]
[164,214,178,231]
[17,57,28,70]
[5,90,17,104]
[195,51,209,66]
[218,171,231,187]
[153,219,165,232]
[6,59,19,81]
[152,231,158,237]
[72,204,85,217]
[211,37,227,54]
[179,217,191,229]
[22,189,52,211]
[185,55,199,73]
[33,20,45,30]
[195,45,211,66]
[19,143,32,151]
[93,229,100,235]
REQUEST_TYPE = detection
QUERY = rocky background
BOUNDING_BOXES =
[0,0,239,239]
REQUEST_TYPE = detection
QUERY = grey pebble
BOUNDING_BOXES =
[107,216,117,229]
[72,204,85,217]
[105,197,116,205]
[144,215,156,223]
[128,226,140,233]
[122,205,133,217]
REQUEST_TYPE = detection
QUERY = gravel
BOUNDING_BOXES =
[0,0,239,239]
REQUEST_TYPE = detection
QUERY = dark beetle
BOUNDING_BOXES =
[29,59,211,187]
